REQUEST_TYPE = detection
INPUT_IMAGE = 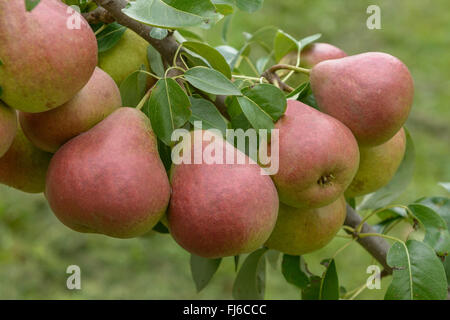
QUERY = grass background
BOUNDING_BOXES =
[0,0,449,299]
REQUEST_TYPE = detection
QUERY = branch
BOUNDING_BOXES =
[82,6,115,24]
[344,205,393,274]
[93,0,180,65]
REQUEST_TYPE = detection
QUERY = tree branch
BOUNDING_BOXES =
[82,6,115,24]
[93,0,180,65]
[344,205,392,274]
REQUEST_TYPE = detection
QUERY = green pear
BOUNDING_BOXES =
[265,196,347,255]
[345,128,406,198]
[45,108,171,238]
[168,130,279,258]
[0,0,97,112]
[0,101,17,158]
[0,124,52,193]
[98,29,156,87]
[310,52,414,146]
[19,67,122,153]
[280,42,347,68]
[271,100,360,209]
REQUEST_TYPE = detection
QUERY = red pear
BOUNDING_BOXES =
[168,130,279,258]
[19,67,121,153]
[310,52,414,146]
[265,196,347,255]
[0,101,17,158]
[271,100,359,209]
[0,0,97,112]
[45,108,170,238]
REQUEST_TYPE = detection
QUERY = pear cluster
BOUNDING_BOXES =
[0,1,412,258]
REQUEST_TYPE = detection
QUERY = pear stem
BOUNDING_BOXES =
[93,24,107,36]
[268,64,311,75]
[136,88,153,111]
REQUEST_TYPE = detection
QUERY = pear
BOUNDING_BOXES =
[168,130,279,258]
[0,0,97,113]
[0,124,52,193]
[0,101,17,158]
[345,128,406,198]
[19,67,122,153]
[265,196,347,255]
[98,29,156,87]
[280,42,347,68]
[45,108,171,238]
[271,100,359,209]
[310,52,414,146]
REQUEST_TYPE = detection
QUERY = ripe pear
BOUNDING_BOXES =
[310,52,414,146]
[19,67,122,153]
[0,0,97,113]
[265,196,347,255]
[98,29,156,87]
[0,101,17,158]
[280,42,347,68]
[271,100,359,209]
[168,130,279,258]
[345,128,406,198]
[0,125,52,193]
[45,108,171,238]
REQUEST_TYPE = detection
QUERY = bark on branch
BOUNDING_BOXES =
[344,205,393,274]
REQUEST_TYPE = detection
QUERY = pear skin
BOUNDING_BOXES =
[45,108,171,238]
[168,130,279,258]
[0,101,17,158]
[98,29,156,87]
[265,196,347,255]
[19,67,122,153]
[346,128,406,198]
[310,52,414,146]
[0,0,97,112]
[0,125,52,193]
[271,100,360,209]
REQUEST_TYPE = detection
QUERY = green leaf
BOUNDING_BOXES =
[274,30,299,62]
[176,29,204,42]
[266,249,280,270]
[25,0,40,11]
[152,221,169,234]
[408,204,450,257]
[149,27,168,40]
[416,196,450,228]
[243,84,287,121]
[144,78,191,146]
[190,255,222,292]
[216,45,239,68]
[232,248,267,299]
[236,0,263,13]
[119,66,148,108]
[358,128,415,210]
[439,182,450,193]
[226,97,252,130]
[221,14,233,43]
[147,45,165,78]
[182,41,232,78]
[184,67,241,95]
[212,0,235,15]
[385,240,447,300]
[319,259,339,300]
[234,96,274,131]
[189,97,228,135]
[281,255,309,289]
[157,138,172,172]
[234,255,240,272]
[287,82,310,99]
[301,276,321,300]
[299,33,322,49]
[123,0,221,29]
[96,23,127,53]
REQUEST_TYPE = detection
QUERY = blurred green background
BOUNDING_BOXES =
[0,0,449,299]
